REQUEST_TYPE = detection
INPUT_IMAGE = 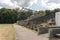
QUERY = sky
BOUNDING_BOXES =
[0,0,60,10]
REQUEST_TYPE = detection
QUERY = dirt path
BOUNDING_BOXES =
[13,24,49,40]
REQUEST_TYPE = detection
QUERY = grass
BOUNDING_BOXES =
[0,24,15,40]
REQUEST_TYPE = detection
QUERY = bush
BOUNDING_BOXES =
[0,8,18,23]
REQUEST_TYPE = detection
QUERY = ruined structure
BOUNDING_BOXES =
[49,12,60,40]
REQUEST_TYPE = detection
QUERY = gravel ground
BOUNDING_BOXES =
[13,24,49,40]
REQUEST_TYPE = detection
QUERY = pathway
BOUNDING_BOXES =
[13,24,49,40]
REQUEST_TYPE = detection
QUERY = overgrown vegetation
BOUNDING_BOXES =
[0,8,60,24]
[17,8,60,26]
[0,8,18,23]
[0,8,33,23]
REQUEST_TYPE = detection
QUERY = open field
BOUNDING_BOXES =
[0,24,15,40]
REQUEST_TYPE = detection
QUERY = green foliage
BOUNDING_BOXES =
[34,11,45,16]
[0,8,60,24]
[0,8,33,23]
[54,8,60,12]
[17,8,60,28]
[18,10,33,20]
[0,8,18,23]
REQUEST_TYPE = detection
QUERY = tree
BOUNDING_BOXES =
[18,10,33,20]
[0,8,18,23]
[54,8,60,12]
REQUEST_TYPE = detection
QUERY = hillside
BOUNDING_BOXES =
[18,12,55,27]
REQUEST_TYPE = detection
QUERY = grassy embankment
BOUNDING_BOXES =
[0,24,15,40]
